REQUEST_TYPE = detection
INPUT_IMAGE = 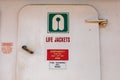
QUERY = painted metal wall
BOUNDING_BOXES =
[0,0,120,80]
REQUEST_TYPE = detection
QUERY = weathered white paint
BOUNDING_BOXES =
[0,1,120,80]
[17,5,100,80]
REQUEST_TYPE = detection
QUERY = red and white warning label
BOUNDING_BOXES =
[47,49,69,60]
[1,42,13,54]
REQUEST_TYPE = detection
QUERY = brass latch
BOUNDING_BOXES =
[85,19,108,28]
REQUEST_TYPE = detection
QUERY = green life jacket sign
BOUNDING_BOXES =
[48,12,69,33]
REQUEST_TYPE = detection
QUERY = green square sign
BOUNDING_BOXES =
[48,12,69,33]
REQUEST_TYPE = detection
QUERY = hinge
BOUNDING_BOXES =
[85,19,108,28]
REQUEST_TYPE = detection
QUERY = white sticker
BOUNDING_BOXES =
[49,62,66,69]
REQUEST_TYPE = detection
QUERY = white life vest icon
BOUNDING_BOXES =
[52,15,64,31]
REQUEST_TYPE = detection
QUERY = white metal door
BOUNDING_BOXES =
[17,5,100,80]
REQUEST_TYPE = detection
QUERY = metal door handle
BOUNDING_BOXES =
[85,19,108,27]
[22,45,34,54]
[85,19,107,23]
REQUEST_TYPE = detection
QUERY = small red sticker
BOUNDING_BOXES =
[1,42,13,54]
[47,49,69,60]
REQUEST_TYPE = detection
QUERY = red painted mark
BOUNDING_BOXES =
[1,42,13,54]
